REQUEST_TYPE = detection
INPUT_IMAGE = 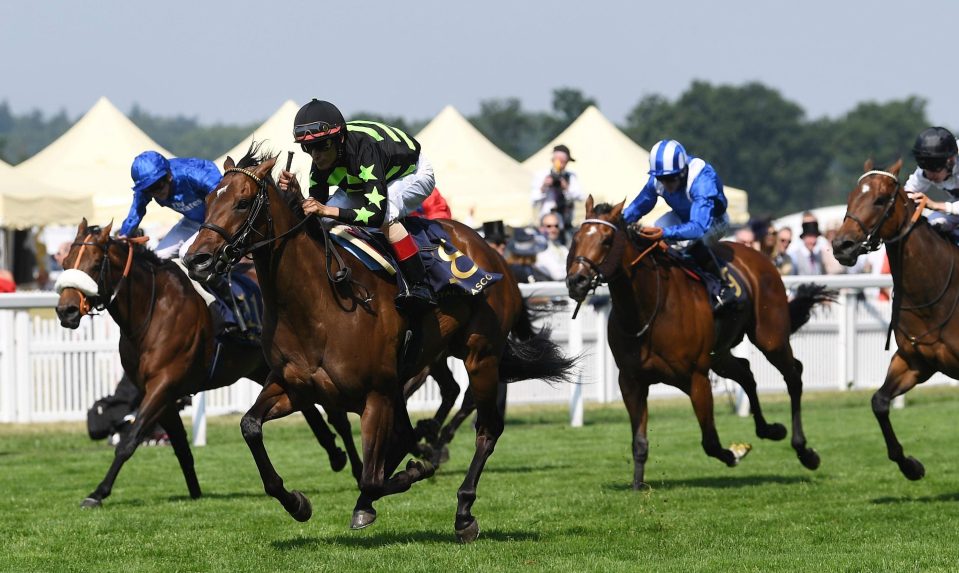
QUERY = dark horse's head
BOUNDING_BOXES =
[183,145,278,283]
[565,195,627,302]
[832,158,906,266]
[54,219,158,329]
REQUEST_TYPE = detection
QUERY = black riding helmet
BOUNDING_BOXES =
[912,126,958,171]
[293,99,346,152]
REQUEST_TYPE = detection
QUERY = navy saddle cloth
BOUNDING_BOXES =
[328,217,503,297]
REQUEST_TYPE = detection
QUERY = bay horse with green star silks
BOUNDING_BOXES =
[183,146,574,543]
[566,196,834,489]
[54,220,362,508]
[832,158,956,481]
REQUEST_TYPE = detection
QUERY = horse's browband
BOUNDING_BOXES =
[225,167,263,185]
[858,170,898,184]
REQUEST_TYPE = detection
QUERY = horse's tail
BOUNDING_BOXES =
[789,283,837,334]
[499,300,578,384]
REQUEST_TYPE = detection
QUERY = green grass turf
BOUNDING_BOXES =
[1,387,959,572]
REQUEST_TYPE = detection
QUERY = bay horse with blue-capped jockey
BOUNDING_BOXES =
[55,220,361,507]
[183,148,574,543]
[566,196,834,488]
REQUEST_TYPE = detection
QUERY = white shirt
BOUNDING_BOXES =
[534,240,569,281]
[904,164,959,215]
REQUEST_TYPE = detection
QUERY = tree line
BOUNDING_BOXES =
[0,82,935,217]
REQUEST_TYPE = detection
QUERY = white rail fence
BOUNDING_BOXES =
[1,275,953,432]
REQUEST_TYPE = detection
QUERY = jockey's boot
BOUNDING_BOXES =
[206,276,243,337]
[395,253,437,311]
[688,242,737,311]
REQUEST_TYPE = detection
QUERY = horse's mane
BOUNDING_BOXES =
[236,141,308,222]
[593,202,617,217]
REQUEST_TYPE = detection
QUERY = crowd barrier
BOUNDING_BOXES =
[2,274,954,443]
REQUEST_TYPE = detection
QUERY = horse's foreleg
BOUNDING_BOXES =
[762,345,820,470]
[300,405,348,473]
[711,352,787,442]
[81,388,172,508]
[687,371,748,467]
[240,376,311,522]
[619,373,650,490]
[873,352,930,480]
[158,407,201,499]
[417,359,461,443]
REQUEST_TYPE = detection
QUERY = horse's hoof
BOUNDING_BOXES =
[80,497,102,509]
[407,458,436,479]
[899,456,926,481]
[289,490,313,522]
[455,518,480,544]
[759,423,788,441]
[351,508,377,529]
[798,448,821,470]
[329,448,347,473]
[728,442,752,466]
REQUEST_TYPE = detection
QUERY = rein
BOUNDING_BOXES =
[204,165,371,302]
[570,218,663,338]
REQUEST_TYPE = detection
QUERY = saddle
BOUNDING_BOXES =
[666,246,749,310]
[327,217,503,299]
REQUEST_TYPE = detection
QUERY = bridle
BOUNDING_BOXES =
[842,170,926,254]
[56,234,152,317]
[568,218,663,336]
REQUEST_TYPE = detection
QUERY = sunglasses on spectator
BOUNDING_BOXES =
[543,224,560,228]
[779,238,792,245]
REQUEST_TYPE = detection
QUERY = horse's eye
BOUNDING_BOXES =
[873,195,890,207]
[235,199,251,210]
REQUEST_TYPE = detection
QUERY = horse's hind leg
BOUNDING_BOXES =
[686,371,750,467]
[711,351,787,441]
[81,388,172,508]
[240,376,312,522]
[414,359,461,444]
[325,407,363,484]
[431,388,476,465]
[300,405,348,473]
[158,406,201,499]
[351,390,433,530]
[761,343,820,469]
[619,372,651,490]
[873,352,931,480]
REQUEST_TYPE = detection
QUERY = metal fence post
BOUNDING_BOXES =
[14,310,32,422]
[0,311,15,422]
[837,289,857,390]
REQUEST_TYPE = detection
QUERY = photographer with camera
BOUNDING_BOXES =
[531,144,584,240]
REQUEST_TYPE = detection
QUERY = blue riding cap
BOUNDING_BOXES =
[131,151,171,192]
[648,139,689,176]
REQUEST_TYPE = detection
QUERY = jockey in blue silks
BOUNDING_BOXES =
[120,151,222,259]
[623,139,737,309]
[122,151,249,337]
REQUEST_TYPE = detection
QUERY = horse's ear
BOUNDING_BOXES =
[863,158,874,172]
[585,194,595,216]
[223,156,235,170]
[253,155,278,179]
[100,221,113,240]
[888,158,903,176]
[610,200,625,220]
[77,218,88,237]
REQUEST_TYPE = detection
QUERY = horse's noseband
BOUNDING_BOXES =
[570,218,626,291]
[200,167,270,274]
[842,170,915,253]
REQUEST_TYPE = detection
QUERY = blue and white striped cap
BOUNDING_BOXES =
[648,139,689,176]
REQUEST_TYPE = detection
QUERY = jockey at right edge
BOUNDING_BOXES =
[622,139,737,310]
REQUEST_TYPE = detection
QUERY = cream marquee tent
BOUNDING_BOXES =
[216,100,314,183]
[16,97,180,230]
[0,160,93,228]
[523,106,749,226]
[415,106,533,227]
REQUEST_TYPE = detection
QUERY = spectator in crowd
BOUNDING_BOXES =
[769,226,795,276]
[481,220,507,257]
[0,269,15,293]
[904,126,959,241]
[530,144,584,235]
[791,220,825,275]
[410,187,452,220]
[507,227,551,284]
[734,226,756,248]
[534,212,569,281]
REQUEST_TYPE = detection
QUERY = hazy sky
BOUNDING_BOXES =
[2,1,955,129]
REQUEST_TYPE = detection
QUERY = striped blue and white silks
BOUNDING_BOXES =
[648,139,689,176]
